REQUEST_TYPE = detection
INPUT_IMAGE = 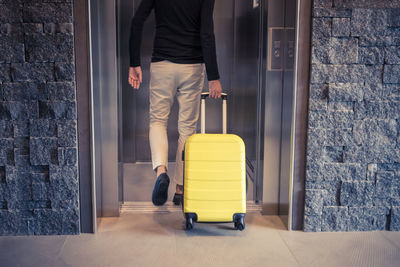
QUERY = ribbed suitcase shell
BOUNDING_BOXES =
[183,133,246,222]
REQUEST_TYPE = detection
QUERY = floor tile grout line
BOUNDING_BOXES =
[277,230,303,267]
[49,236,71,267]
[380,232,400,250]
[55,236,69,259]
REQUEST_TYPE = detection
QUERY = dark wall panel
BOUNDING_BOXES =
[304,0,400,232]
[0,0,80,235]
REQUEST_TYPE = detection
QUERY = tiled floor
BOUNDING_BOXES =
[0,213,399,267]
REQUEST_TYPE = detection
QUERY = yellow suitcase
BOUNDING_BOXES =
[182,93,246,230]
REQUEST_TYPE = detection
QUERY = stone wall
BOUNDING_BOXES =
[305,0,400,231]
[0,0,79,235]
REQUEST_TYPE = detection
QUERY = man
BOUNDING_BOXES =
[129,0,222,206]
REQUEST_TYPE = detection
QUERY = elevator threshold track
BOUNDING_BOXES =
[120,201,262,215]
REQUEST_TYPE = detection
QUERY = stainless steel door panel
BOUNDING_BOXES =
[262,0,298,231]
[279,0,297,220]
[231,0,260,163]
[89,0,120,217]
[202,0,234,135]
[117,0,135,163]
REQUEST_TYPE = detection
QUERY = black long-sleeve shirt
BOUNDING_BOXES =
[129,0,220,81]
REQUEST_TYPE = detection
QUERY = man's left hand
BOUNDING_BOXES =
[129,66,142,89]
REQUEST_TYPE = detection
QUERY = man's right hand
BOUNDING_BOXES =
[129,66,142,90]
[209,80,222,98]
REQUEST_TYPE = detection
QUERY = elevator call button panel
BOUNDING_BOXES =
[268,27,295,71]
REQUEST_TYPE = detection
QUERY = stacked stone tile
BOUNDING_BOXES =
[305,0,400,231]
[0,0,79,235]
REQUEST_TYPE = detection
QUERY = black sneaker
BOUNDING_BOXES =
[152,173,170,206]
[172,193,183,206]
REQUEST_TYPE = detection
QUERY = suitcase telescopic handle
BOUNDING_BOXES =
[200,92,228,134]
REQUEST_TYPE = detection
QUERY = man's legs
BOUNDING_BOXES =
[149,61,177,205]
[174,63,206,191]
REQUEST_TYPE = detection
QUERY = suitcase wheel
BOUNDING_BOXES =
[233,214,245,231]
[185,213,197,230]
[185,218,194,230]
[234,221,245,231]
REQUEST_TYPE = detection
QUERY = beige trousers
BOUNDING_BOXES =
[149,60,205,185]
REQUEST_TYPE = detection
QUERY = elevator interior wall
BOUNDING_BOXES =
[117,0,263,201]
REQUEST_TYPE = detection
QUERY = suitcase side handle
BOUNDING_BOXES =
[200,92,227,134]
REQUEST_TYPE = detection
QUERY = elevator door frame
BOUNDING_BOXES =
[86,0,309,232]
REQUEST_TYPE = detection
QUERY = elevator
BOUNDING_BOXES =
[88,0,301,231]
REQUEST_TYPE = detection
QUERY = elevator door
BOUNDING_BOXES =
[117,0,262,203]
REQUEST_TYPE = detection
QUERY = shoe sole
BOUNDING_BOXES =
[152,179,169,206]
